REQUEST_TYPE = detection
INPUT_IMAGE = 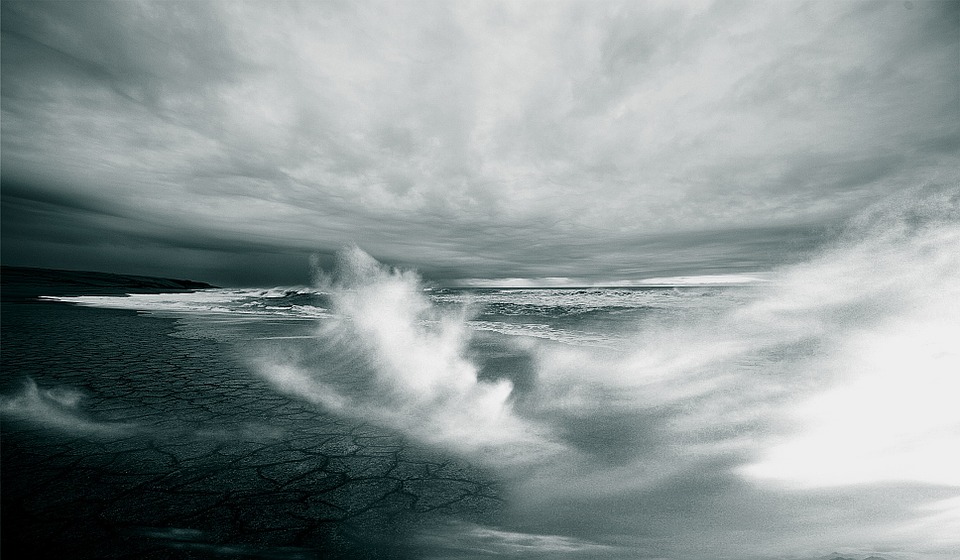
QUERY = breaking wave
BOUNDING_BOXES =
[255,186,960,555]
[254,246,565,464]
[26,184,960,556]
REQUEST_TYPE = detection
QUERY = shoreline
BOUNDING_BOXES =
[1,265,217,302]
[0,292,503,559]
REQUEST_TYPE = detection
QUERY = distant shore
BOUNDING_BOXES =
[1,265,217,301]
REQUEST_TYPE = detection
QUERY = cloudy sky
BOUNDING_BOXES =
[2,0,957,286]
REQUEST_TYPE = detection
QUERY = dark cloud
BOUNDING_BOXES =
[0,176,322,286]
[2,0,957,285]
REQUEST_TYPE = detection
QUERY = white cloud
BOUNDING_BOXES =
[2,0,957,282]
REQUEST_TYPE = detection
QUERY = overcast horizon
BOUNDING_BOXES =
[2,0,958,287]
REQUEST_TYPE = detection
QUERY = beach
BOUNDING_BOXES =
[0,274,503,559]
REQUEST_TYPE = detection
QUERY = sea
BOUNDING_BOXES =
[3,189,959,559]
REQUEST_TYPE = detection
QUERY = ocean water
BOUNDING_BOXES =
[7,188,960,559]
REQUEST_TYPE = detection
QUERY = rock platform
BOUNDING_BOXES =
[1,299,503,559]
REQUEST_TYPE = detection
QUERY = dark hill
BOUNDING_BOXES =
[1,266,217,301]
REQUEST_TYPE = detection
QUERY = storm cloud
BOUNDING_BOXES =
[2,0,957,285]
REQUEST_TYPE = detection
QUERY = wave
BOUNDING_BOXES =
[255,186,959,555]
[41,288,333,319]
[737,186,960,488]
[257,187,960,486]
[429,285,743,313]
[253,246,565,464]
[22,185,959,556]
[522,186,960,486]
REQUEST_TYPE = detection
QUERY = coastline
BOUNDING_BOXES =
[0,268,503,559]
[1,265,217,302]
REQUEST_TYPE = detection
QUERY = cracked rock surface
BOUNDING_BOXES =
[1,300,504,559]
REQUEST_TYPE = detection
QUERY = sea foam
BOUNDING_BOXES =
[255,245,565,464]
[0,378,137,437]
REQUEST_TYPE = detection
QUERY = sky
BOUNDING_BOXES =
[1,0,957,286]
